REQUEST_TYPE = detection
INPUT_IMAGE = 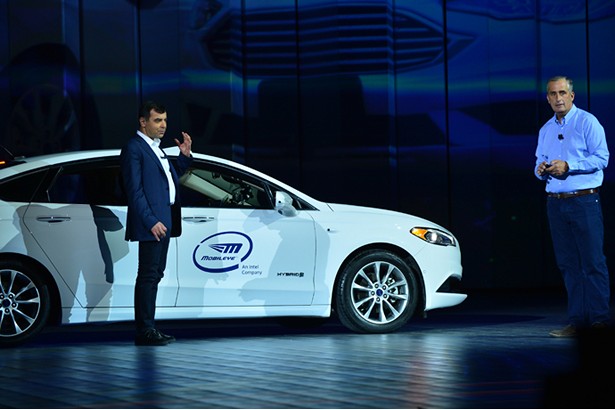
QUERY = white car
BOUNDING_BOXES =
[0,147,465,346]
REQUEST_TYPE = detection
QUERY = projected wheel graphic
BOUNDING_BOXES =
[8,84,78,155]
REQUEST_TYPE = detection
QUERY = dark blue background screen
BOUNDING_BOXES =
[1,0,614,289]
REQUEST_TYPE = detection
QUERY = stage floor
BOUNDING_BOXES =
[2,289,614,408]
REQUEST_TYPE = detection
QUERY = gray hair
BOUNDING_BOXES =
[547,76,573,93]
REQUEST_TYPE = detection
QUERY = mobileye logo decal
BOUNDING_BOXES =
[192,231,253,273]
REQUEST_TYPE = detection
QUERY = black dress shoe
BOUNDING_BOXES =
[135,328,169,346]
[156,329,176,343]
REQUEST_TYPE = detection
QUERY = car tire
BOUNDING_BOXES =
[335,250,419,333]
[0,260,51,347]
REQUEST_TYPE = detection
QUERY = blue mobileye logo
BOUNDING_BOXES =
[192,231,253,273]
[210,243,243,254]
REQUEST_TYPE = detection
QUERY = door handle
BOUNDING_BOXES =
[36,216,71,223]
[182,216,215,223]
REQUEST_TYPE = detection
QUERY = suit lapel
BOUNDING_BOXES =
[136,135,166,174]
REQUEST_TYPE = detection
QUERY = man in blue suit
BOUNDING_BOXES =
[121,101,193,346]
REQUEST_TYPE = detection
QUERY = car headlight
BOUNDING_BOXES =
[410,227,456,247]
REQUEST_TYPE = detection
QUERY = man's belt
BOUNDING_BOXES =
[547,188,599,199]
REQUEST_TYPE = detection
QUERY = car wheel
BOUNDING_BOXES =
[0,261,51,346]
[335,250,419,333]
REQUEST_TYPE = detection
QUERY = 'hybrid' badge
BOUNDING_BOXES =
[192,231,253,273]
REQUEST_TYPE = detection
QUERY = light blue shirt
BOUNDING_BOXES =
[534,104,609,193]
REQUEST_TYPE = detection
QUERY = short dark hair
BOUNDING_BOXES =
[138,100,166,121]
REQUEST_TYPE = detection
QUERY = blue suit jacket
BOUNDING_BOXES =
[120,135,192,242]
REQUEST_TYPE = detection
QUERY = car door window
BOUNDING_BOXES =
[46,160,125,205]
[0,169,48,202]
[178,162,272,209]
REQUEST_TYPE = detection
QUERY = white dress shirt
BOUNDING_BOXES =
[137,131,176,205]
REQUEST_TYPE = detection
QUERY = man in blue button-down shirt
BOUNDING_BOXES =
[535,76,610,337]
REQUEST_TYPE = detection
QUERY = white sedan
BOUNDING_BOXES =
[0,147,465,346]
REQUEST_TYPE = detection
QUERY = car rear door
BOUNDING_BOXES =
[21,159,178,315]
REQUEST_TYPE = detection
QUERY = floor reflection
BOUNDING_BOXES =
[1,290,610,408]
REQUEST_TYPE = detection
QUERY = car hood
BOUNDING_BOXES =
[324,202,450,232]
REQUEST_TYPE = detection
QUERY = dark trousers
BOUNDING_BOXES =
[547,193,610,327]
[135,237,170,332]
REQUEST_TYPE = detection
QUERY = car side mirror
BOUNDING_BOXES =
[274,191,298,216]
